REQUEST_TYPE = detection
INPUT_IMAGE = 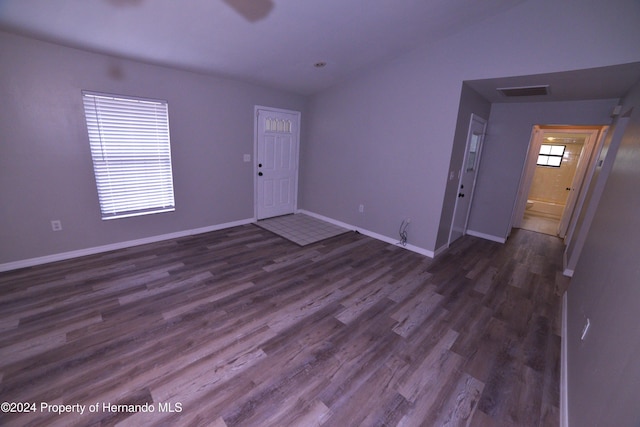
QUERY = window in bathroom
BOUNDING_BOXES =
[537,144,565,167]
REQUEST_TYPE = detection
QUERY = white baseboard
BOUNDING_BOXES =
[560,291,569,427]
[465,229,507,244]
[2,211,440,272]
[0,218,254,272]
[298,209,435,258]
[562,251,574,277]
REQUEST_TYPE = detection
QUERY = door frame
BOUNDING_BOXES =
[557,128,606,237]
[511,125,606,237]
[253,105,301,220]
[448,113,487,246]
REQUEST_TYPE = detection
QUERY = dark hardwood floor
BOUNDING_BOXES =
[0,225,568,426]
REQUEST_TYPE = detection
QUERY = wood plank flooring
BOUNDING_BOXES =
[0,225,569,426]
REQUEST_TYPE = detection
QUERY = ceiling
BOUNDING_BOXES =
[0,0,528,94]
[466,62,640,104]
[1,1,638,99]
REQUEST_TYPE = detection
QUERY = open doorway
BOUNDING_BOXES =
[512,126,607,238]
[522,132,585,235]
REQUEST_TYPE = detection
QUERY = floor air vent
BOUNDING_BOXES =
[497,85,550,97]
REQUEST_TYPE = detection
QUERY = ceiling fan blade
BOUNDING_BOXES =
[222,0,274,22]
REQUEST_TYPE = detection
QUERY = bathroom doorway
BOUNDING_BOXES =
[523,133,585,235]
[512,126,607,238]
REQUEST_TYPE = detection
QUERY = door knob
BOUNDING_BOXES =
[458,193,464,197]
[258,163,262,168]
[258,172,263,176]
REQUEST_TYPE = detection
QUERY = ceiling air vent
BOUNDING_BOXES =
[497,85,550,97]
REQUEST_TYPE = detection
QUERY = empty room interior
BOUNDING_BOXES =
[1,0,640,426]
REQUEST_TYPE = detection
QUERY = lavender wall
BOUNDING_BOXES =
[566,77,640,426]
[300,0,640,253]
[301,57,454,249]
[0,31,305,266]
[563,115,629,274]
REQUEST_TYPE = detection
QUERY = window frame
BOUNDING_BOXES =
[537,144,565,168]
[82,90,176,220]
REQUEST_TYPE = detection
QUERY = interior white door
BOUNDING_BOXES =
[255,107,300,220]
[557,129,603,238]
[449,114,487,245]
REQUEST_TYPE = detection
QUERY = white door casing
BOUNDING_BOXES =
[557,129,604,237]
[255,107,300,220]
[511,126,542,230]
[563,127,609,245]
[449,114,487,246]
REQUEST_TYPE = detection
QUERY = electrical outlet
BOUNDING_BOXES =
[358,204,364,213]
[243,154,251,162]
[51,220,62,231]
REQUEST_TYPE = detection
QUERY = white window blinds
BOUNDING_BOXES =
[82,91,175,220]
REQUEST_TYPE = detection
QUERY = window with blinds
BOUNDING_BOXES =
[82,91,175,220]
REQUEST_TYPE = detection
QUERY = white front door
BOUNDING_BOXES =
[449,114,487,245]
[255,107,300,220]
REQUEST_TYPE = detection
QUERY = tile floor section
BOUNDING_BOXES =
[521,211,560,236]
[255,213,349,246]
